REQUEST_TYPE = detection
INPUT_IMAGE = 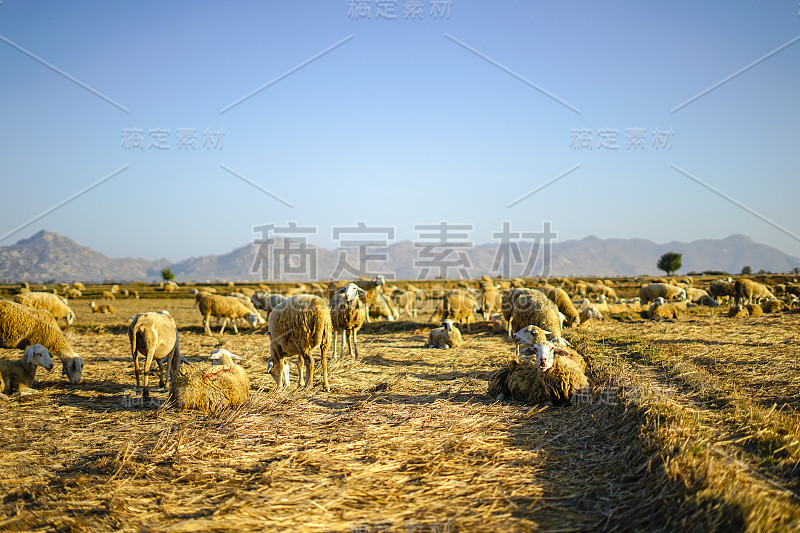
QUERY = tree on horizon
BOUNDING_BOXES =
[657,252,682,276]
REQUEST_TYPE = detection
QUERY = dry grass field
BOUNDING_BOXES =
[1,287,799,532]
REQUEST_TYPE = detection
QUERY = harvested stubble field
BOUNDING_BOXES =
[2,295,800,532]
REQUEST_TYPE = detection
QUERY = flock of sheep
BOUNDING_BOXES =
[0,273,797,409]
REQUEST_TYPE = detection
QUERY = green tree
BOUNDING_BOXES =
[657,252,682,276]
[740,265,752,275]
[161,268,175,281]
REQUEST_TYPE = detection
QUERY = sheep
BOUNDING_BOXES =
[72,282,85,291]
[259,293,287,321]
[172,348,250,411]
[198,294,265,336]
[238,287,256,297]
[431,290,476,330]
[327,275,387,323]
[513,324,549,346]
[501,288,562,342]
[638,283,686,304]
[477,288,502,320]
[762,299,784,313]
[728,305,749,318]
[110,284,120,294]
[425,318,462,349]
[514,326,586,371]
[542,286,580,327]
[708,280,735,304]
[490,313,508,334]
[648,298,680,319]
[586,283,618,300]
[128,311,183,401]
[329,283,367,359]
[488,341,589,406]
[14,292,75,326]
[101,290,115,300]
[734,279,775,306]
[267,294,332,391]
[579,306,603,324]
[0,344,54,398]
[0,300,84,384]
[65,288,82,299]
[369,293,399,321]
[391,289,418,319]
[695,294,720,308]
[746,303,764,317]
[89,301,116,314]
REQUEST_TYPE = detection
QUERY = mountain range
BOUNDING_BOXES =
[0,230,797,283]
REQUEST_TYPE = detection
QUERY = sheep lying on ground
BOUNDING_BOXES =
[746,303,764,317]
[330,283,367,359]
[198,294,265,336]
[427,319,462,349]
[172,348,250,411]
[734,280,775,306]
[267,294,332,391]
[128,311,182,401]
[14,292,75,326]
[89,301,116,314]
[762,299,784,313]
[514,326,585,370]
[638,283,686,304]
[579,306,603,324]
[542,286,580,327]
[647,298,680,319]
[488,341,589,406]
[0,301,84,384]
[502,288,563,342]
[728,305,749,318]
[0,344,54,398]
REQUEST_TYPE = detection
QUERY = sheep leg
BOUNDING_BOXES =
[320,347,330,392]
[155,356,166,389]
[133,351,142,393]
[218,317,228,335]
[203,313,213,336]
[231,320,240,334]
[332,331,339,359]
[142,353,154,401]
[365,304,371,323]
[302,353,315,389]
[352,329,359,360]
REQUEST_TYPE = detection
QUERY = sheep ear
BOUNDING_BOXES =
[25,346,34,363]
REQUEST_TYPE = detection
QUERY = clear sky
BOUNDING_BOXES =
[1,1,798,263]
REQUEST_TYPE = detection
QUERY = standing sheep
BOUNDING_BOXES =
[427,319,463,349]
[0,301,84,384]
[542,286,580,327]
[734,280,775,306]
[638,283,686,304]
[14,292,75,326]
[391,289,418,319]
[0,344,54,397]
[329,283,367,359]
[172,348,250,411]
[708,280,735,304]
[431,290,477,330]
[128,311,183,401]
[327,275,387,323]
[267,294,332,391]
[65,288,82,299]
[198,294,265,336]
[101,290,115,300]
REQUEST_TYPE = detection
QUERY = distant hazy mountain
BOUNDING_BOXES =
[0,230,797,283]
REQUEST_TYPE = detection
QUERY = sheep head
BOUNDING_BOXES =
[441,319,454,332]
[210,348,243,366]
[25,344,54,371]
[514,325,548,346]
[343,283,367,304]
[534,341,556,372]
[61,354,84,384]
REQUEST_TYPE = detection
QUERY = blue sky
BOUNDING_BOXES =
[1,1,798,264]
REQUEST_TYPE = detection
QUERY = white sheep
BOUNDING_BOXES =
[128,311,183,401]
[501,288,563,342]
[0,344,54,398]
[369,292,399,321]
[14,292,75,326]
[0,301,84,384]
[197,294,265,336]
[638,283,686,304]
[734,279,775,306]
[391,289,418,319]
[427,319,462,349]
[267,294,332,391]
[172,348,250,411]
[330,283,367,359]
[89,301,116,314]
[327,275,387,323]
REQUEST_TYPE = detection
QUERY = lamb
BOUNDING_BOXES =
[734,279,775,306]
[327,275,387,323]
[101,290,115,300]
[513,325,585,369]
[329,283,367,359]
[198,294,265,336]
[172,348,250,411]
[0,344,54,397]
[427,319,463,349]
[542,286,580,327]
[0,300,84,384]
[89,301,116,314]
[267,294,332,391]
[128,311,183,401]
[488,341,589,406]
[638,283,687,304]
[501,288,563,342]
[14,292,75,326]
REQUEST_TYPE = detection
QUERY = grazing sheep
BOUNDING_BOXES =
[238,287,256,297]
[198,294,265,336]
[172,349,250,411]
[430,290,476,330]
[734,279,775,306]
[391,289,418,319]
[728,305,750,318]
[579,306,603,324]
[427,319,463,349]
[14,292,75,326]
[110,284,120,294]
[586,283,618,300]
[0,301,84,384]
[638,283,686,304]
[709,280,736,304]
[542,286,580,327]
[746,303,764,317]
[762,299,784,313]
[89,301,116,314]
[0,344,54,397]
[488,341,589,406]
[369,293,399,321]
[648,298,680,320]
[490,313,508,334]
[101,290,115,300]
[327,275,387,323]
[267,294,332,391]
[502,288,562,342]
[329,283,367,359]
[72,282,85,291]
[128,311,183,401]
[477,288,502,320]
[65,288,82,299]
